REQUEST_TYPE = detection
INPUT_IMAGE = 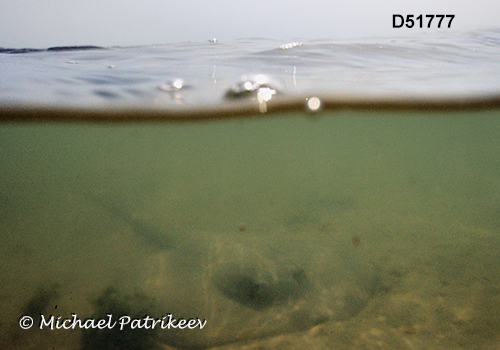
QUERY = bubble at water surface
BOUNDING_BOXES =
[158,79,186,92]
[225,74,280,113]
[306,97,321,112]
[158,79,189,104]
[225,74,280,99]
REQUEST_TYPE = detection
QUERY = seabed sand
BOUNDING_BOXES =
[1,188,499,350]
[211,210,500,350]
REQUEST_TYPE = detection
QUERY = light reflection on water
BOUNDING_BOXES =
[1,28,500,111]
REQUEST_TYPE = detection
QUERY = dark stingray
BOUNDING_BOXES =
[90,196,377,349]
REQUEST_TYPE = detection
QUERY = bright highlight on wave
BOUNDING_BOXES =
[279,42,303,50]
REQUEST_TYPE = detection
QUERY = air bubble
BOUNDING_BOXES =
[225,74,279,99]
[306,97,321,112]
[159,79,186,92]
[225,74,280,113]
[158,79,188,104]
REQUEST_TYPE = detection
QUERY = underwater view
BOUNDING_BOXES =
[1,29,500,349]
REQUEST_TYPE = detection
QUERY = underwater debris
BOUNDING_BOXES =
[352,235,362,248]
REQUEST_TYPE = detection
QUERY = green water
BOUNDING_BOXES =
[2,110,498,229]
[1,110,500,349]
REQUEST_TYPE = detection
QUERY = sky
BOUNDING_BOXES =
[0,0,498,48]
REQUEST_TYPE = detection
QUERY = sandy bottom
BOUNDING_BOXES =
[210,211,500,350]
[1,189,499,350]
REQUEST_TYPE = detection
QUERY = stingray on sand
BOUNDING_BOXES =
[89,196,377,349]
